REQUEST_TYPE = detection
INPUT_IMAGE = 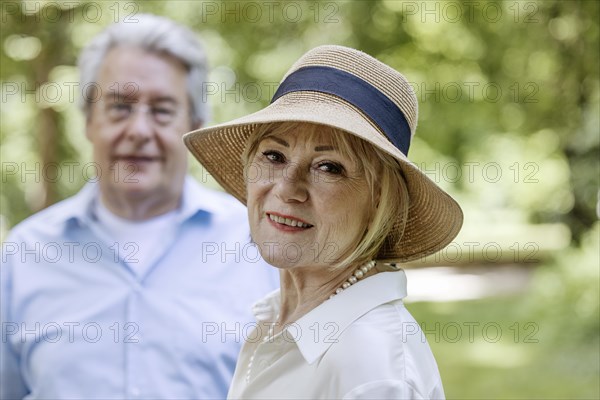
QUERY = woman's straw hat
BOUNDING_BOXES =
[184,45,463,262]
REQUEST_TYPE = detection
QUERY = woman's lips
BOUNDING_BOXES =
[266,212,313,231]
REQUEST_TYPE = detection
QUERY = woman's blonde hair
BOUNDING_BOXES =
[242,121,409,271]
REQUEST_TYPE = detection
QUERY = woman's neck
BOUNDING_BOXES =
[275,261,378,332]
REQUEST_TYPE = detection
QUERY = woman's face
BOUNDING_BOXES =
[246,124,374,271]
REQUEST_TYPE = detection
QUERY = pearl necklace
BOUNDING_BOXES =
[329,260,377,299]
[329,261,402,299]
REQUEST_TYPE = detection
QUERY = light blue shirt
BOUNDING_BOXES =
[1,177,279,399]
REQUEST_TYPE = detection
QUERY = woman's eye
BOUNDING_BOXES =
[261,151,285,164]
[316,162,344,175]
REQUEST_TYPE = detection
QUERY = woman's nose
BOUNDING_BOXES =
[273,162,309,203]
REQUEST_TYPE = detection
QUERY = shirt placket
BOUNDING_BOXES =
[125,281,144,398]
[246,329,287,385]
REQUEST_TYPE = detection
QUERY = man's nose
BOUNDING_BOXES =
[124,104,153,143]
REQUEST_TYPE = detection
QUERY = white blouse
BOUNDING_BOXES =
[228,271,445,400]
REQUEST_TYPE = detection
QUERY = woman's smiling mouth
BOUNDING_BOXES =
[267,213,313,229]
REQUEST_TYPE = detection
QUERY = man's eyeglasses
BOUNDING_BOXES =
[103,100,179,126]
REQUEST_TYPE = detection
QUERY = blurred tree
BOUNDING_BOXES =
[2,3,78,217]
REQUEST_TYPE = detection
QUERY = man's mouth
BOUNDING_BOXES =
[267,213,313,228]
[114,155,162,163]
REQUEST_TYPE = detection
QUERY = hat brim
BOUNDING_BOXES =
[184,91,463,262]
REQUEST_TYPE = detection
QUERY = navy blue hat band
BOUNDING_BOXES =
[271,65,412,155]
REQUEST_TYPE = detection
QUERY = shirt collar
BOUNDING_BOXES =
[293,271,407,364]
[250,271,408,365]
[251,288,282,323]
[62,182,98,228]
[178,176,235,221]
[61,176,228,229]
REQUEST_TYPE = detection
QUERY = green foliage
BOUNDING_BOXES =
[1,0,598,243]
[528,222,600,344]
[408,223,599,398]
[410,288,599,399]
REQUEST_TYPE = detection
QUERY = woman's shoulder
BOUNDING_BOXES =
[324,300,415,366]
[340,299,424,341]
[320,300,442,395]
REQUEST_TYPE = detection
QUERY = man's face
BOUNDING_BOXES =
[86,46,194,208]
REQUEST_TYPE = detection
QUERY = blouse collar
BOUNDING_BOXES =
[251,270,408,364]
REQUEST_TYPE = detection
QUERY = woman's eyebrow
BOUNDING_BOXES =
[269,137,289,147]
[315,145,335,151]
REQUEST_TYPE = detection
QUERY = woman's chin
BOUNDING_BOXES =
[261,255,297,270]
[257,250,307,270]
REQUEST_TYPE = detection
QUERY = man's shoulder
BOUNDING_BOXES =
[184,178,247,220]
[5,191,85,241]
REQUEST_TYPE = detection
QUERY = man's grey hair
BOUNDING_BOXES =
[78,13,208,126]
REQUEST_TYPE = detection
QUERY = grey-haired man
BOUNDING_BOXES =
[1,14,278,399]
